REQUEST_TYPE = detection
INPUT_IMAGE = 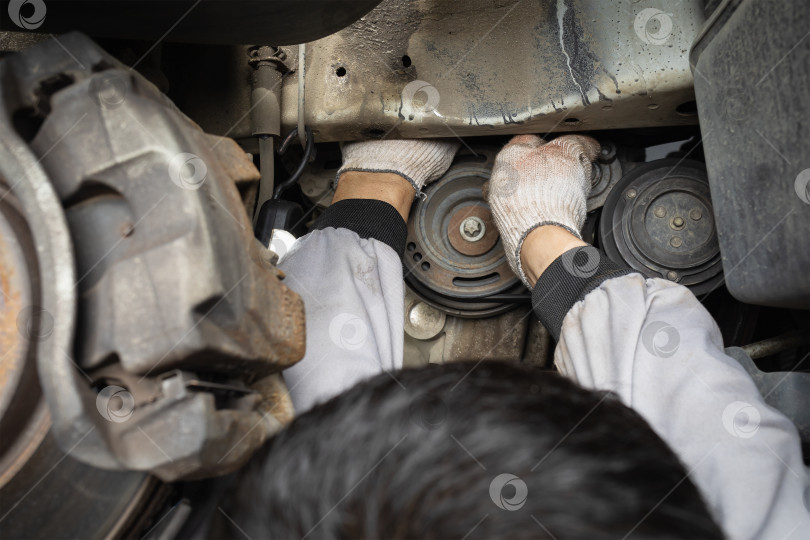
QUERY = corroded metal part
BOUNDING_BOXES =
[0,33,305,483]
[280,0,704,141]
[0,178,49,490]
[0,37,160,537]
[404,149,522,318]
[449,209,496,256]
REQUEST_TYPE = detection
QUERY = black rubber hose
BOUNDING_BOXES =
[273,126,314,199]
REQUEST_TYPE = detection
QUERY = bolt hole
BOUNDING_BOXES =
[402,55,412,68]
[413,252,422,262]
[675,100,698,116]
[564,117,581,124]
[335,66,347,77]
[421,261,430,271]
[407,242,416,252]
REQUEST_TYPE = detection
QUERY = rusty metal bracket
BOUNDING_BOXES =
[279,0,704,141]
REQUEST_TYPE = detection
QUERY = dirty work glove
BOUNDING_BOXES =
[336,139,460,196]
[486,134,600,287]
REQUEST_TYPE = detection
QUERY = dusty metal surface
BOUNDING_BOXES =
[0,33,305,482]
[0,39,161,537]
[209,134,263,187]
[403,293,552,367]
[441,309,532,362]
[280,0,704,141]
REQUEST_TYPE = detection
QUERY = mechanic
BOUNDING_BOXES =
[228,136,809,539]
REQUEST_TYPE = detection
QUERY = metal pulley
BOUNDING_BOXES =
[599,159,723,294]
[404,149,522,318]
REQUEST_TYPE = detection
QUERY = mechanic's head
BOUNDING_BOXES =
[229,362,722,539]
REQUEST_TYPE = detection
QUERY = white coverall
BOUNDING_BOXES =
[279,198,810,540]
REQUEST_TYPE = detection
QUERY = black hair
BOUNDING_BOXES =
[225,361,723,539]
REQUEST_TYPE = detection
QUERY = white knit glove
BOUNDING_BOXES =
[336,139,460,196]
[486,134,600,287]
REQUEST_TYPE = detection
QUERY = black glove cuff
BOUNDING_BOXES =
[314,199,407,258]
[531,246,635,340]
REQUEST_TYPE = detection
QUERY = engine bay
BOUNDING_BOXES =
[1,0,808,537]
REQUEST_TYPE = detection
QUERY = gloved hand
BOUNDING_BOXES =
[486,134,601,287]
[336,139,460,196]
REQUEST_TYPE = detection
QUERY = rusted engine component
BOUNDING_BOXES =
[8,0,383,46]
[0,177,47,487]
[404,149,522,318]
[403,149,522,317]
[0,59,162,538]
[0,33,305,482]
[600,159,723,294]
[280,0,704,141]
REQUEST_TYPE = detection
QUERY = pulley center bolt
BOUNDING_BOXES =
[460,216,486,242]
[670,216,685,230]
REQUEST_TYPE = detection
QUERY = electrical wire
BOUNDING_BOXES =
[273,126,313,199]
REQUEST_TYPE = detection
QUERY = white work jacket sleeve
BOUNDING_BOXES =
[278,199,406,413]
[531,246,810,540]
